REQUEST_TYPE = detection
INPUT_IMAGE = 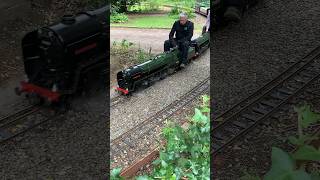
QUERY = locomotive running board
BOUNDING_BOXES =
[17,81,60,102]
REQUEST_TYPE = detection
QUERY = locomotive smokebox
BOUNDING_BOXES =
[18,5,109,103]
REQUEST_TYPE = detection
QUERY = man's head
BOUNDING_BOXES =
[179,13,188,25]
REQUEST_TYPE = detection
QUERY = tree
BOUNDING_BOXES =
[111,0,142,13]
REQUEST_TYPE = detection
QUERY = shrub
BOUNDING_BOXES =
[111,12,128,23]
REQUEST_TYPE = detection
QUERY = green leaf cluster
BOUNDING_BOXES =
[243,104,320,180]
[135,95,210,179]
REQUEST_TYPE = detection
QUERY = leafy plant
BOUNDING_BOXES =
[168,5,195,19]
[111,167,124,180]
[111,12,129,23]
[111,39,153,65]
[242,103,320,180]
[135,95,210,179]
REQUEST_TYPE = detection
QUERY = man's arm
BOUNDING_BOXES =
[205,11,210,31]
[186,22,194,41]
[169,21,177,40]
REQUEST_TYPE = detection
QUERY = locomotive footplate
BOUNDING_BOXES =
[15,81,60,102]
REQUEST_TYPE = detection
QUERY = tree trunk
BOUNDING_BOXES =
[119,1,127,13]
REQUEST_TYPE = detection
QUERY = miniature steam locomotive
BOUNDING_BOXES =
[15,6,109,104]
[116,32,210,95]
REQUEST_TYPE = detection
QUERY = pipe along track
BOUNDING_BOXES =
[111,77,209,167]
[0,105,56,144]
[212,46,320,156]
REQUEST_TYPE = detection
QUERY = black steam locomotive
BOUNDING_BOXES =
[15,6,109,104]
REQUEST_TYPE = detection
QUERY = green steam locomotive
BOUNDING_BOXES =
[116,32,210,95]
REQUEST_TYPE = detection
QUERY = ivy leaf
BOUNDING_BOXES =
[288,135,318,146]
[264,147,295,180]
[200,107,210,113]
[161,160,168,168]
[292,145,320,161]
[290,170,312,180]
[135,176,150,180]
[110,167,122,179]
[152,159,161,166]
[294,105,320,128]
[169,174,177,180]
[202,95,210,106]
[192,108,209,125]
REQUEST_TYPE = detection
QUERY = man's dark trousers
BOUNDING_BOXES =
[164,39,190,65]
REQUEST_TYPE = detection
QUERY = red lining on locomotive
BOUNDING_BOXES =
[20,81,60,102]
[116,87,129,95]
[74,43,97,55]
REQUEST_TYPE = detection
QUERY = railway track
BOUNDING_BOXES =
[212,46,320,156]
[0,105,56,144]
[111,77,209,168]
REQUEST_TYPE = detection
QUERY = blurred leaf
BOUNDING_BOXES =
[294,105,320,128]
[288,135,318,146]
[136,176,150,180]
[293,145,320,161]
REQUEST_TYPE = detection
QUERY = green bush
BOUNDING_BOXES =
[110,95,210,179]
[128,0,161,13]
[111,12,128,23]
[137,95,210,179]
[168,5,196,19]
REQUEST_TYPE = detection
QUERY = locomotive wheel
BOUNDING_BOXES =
[160,71,168,80]
[168,68,175,75]
[27,93,43,105]
[54,96,70,113]
[142,80,150,87]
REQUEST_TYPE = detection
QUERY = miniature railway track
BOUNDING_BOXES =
[111,77,209,168]
[212,46,320,156]
[0,105,56,144]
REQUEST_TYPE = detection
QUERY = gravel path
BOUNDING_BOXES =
[0,91,108,179]
[110,49,209,140]
[211,0,320,178]
[211,0,320,116]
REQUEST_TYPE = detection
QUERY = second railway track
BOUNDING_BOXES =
[212,46,320,156]
[0,105,57,144]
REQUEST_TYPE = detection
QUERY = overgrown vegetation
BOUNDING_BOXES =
[81,0,107,8]
[128,0,161,13]
[111,0,198,24]
[111,39,153,65]
[168,5,195,19]
[111,5,129,23]
[242,104,320,179]
[111,95,210,179]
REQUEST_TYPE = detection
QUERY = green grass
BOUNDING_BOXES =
[111,15,203,31]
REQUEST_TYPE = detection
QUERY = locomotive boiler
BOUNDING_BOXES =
[15,6,109,104]
[116,32,210,95]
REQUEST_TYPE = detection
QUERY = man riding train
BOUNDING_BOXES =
[164,13,194,68]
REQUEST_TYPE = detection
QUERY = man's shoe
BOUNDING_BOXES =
[224,6,241,22]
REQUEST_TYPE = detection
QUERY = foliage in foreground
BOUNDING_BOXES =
[111,95,210,179]
[242,104,320,180]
